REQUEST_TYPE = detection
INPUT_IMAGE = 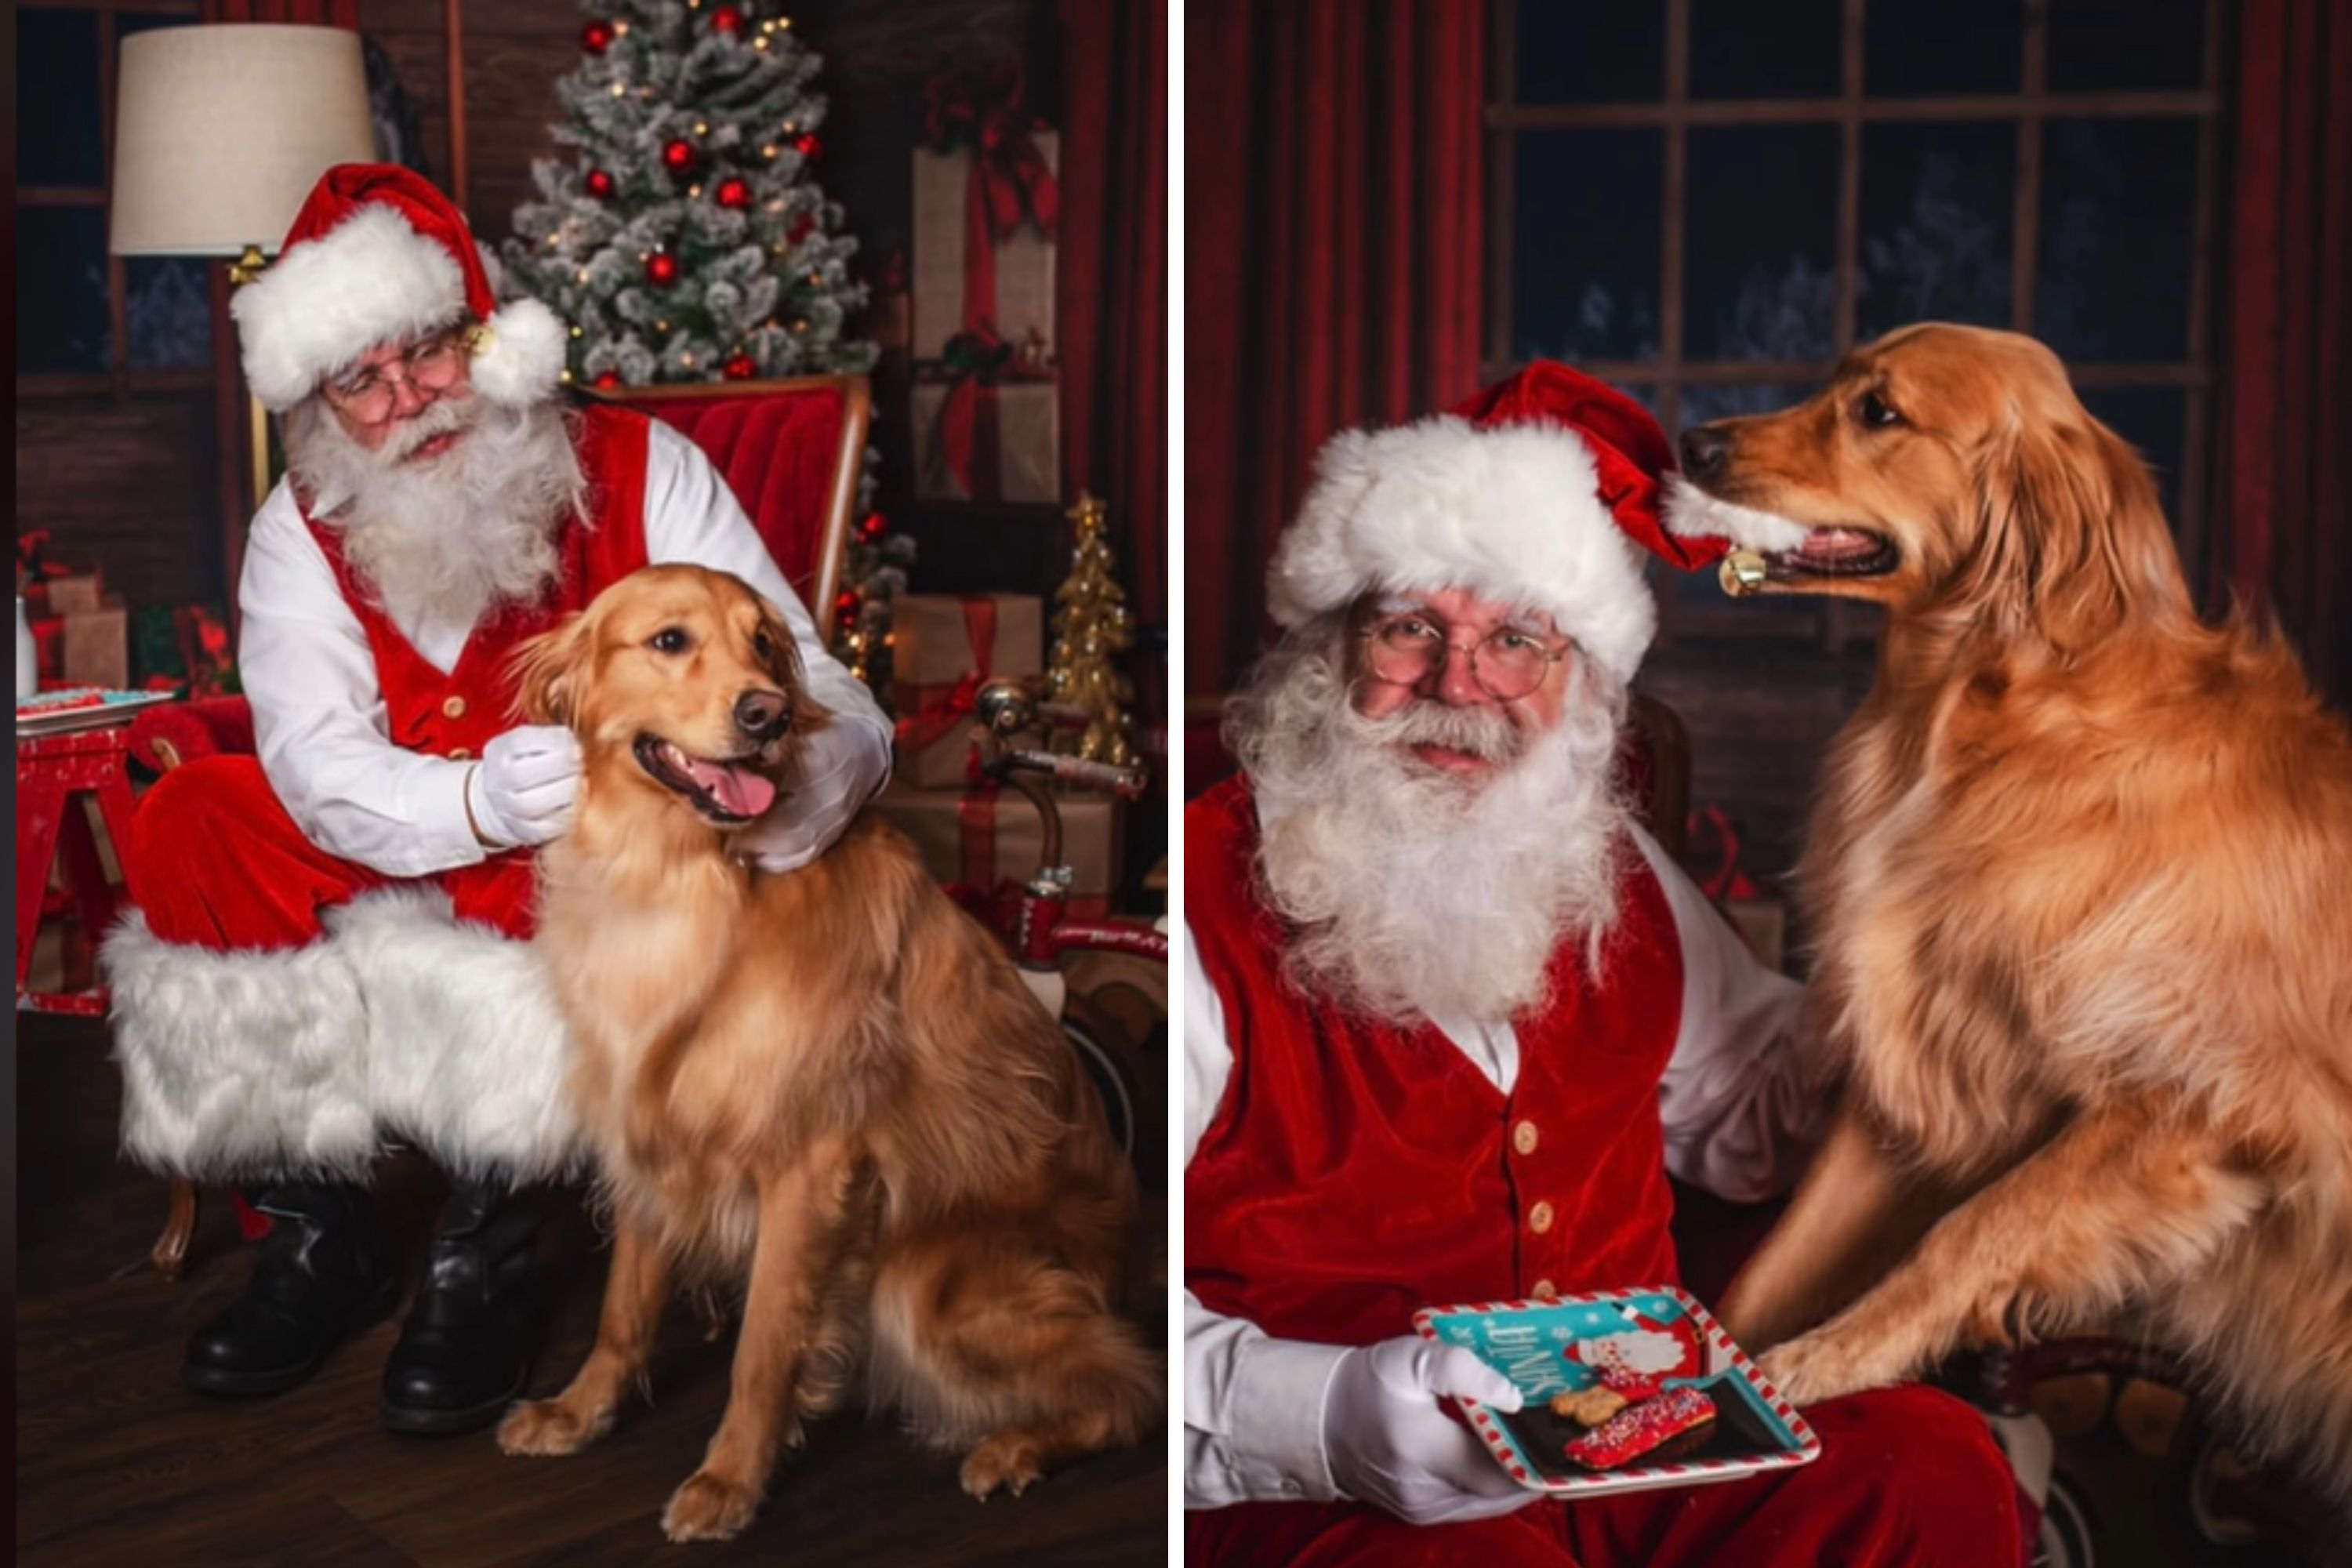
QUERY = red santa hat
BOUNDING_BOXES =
[1267,362,1730,685]
[230,163,566,413]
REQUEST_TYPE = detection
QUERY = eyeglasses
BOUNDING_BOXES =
[322,328,471,423]
[1356,610,1573,702]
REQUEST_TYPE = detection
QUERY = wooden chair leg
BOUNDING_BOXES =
[152,1179,198,1282]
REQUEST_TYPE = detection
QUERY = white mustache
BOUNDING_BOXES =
[375,397,474,463]
[1353,696,1526,764]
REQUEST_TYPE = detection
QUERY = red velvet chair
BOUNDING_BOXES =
[123,374,871,1276]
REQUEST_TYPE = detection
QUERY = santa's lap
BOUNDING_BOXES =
[1186,1385,2022,1568]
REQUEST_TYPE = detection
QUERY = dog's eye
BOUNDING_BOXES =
[649,627,690,655]
[1854,391,1904,430]
[753,627,775,662]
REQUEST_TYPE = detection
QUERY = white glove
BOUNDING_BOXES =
[465,724,582,849]
[1320,1336,1536,1525]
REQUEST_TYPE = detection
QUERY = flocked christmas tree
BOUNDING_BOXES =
[503,2,877,387]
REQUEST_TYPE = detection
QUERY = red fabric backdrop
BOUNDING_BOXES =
[2212,0,2352,706]
[205,0,358,24]
[1058,0,1170,637]
[1185,0,1485,698]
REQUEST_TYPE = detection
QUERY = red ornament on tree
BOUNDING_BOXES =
[582,20,614,54]
[584,168,615,199]
[710,5,745,34]
[786,211,816,244]
[858,512,888,540]
[662,139,697,174]
[593,371,622,390]
[714,178,751,210]
[646,252,681,287]
[723,353,759,379]
[793,132,822,161]
[834,590,862,620]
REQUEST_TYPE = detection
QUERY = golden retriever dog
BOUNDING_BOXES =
[1667,323,2352,1512]
[492,564,1161,1542]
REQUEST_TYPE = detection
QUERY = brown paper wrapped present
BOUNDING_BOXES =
[909,376,1059,504]
[891,593,1043,789]
[912,130,1058,362]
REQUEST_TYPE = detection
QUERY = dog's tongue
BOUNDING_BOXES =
[677,755,776,818]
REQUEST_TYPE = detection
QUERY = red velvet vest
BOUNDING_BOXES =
[301,401,654,760]
[292,403,653,936]
[1184,777,1686,1349]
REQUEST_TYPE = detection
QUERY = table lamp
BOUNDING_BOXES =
[109,23,376,517]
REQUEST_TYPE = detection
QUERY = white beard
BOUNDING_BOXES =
[285,390,586,636]
[1227,619,1636,1027]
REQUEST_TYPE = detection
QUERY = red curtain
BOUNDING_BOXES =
[1186,0,1485,697]
[2211,0,2352,706]
[1058,0,1169,633]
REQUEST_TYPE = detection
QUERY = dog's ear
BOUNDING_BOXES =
[1965,408,2188,652]
[514,612,592,727]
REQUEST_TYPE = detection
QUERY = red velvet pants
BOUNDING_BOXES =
[125,757,539,949]
[1187,1386,2023,1568]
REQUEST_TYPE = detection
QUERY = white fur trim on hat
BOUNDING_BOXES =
[1660,476,1812,554]
[232,204,469,412]
[466,296,567,408]
[103,891,585,1185]
[1269,416,1658,683]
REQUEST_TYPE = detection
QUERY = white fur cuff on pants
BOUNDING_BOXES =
[103,889,584,1184]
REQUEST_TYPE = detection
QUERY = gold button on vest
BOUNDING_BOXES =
[1528,1201,1555,1235]
[448,746,471,760]
[1513,1120,1540,1156]
[442,695,467,719]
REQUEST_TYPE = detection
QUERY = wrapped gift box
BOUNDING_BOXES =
[877,776,1125,919]
[34,572,129,689]
[891,592,1043,788]
[912,130,1058,361]
[909,376,1059,504]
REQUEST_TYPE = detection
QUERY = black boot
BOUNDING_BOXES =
[379,1177,541,1435]
[183,1181,397,1396]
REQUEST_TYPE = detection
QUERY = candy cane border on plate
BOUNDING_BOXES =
[1411,1284,1825,1498]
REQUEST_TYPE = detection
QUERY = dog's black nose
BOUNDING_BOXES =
[1680,423,1733,481]
[734,689,789,739]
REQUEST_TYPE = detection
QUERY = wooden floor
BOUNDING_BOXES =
[16,1014,1170,1567]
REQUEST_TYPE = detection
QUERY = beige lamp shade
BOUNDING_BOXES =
[111,24,376,256]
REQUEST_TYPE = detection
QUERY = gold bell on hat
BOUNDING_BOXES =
[1719,549,1769,598]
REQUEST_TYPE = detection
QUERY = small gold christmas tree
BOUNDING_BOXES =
[1046,490,1137,768]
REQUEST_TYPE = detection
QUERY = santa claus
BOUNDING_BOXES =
[102,165,890,1435]
[1182,365,2024,1563]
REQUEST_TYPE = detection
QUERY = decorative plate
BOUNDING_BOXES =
[1413,1285,1823,1497]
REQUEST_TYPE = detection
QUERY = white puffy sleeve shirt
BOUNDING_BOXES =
[1181,824,1829,1509]
[238,416,891,878]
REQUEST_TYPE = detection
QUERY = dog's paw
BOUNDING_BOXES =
[662,1469,761,1543]
[960,1431,1047,1501]
[1758,1331,1879,1406]
[497,1397,607,1457]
